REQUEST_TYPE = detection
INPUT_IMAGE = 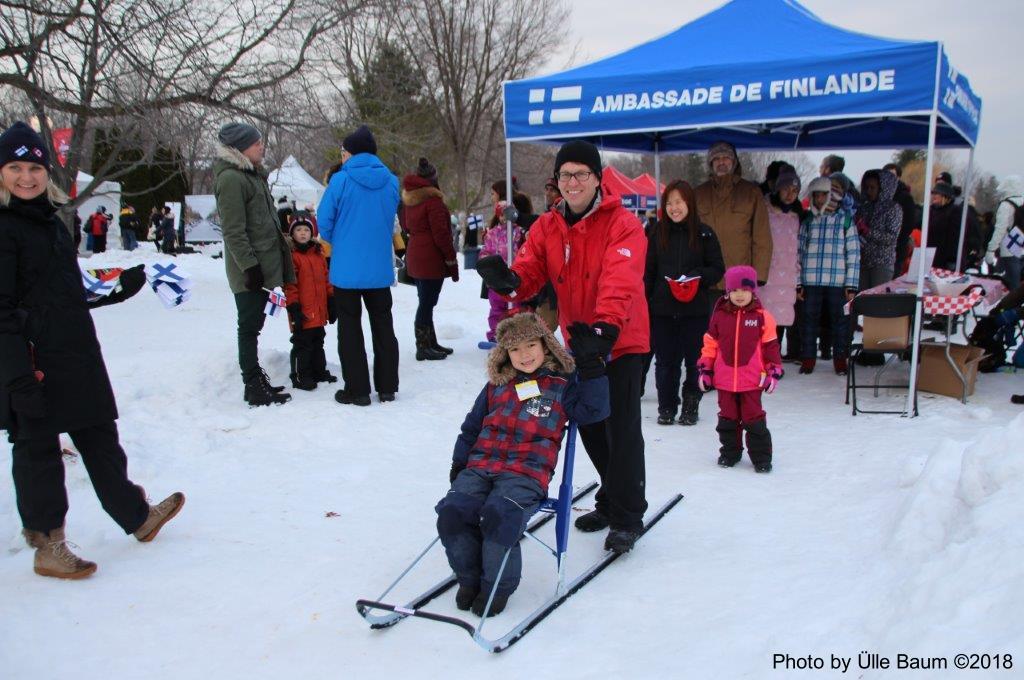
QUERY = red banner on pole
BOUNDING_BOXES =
[52,128,72,167]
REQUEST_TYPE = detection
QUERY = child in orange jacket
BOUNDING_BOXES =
[697,265,783,473]
[284,217,336,390]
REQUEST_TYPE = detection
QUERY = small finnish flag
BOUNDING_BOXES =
[467,213,483,231]
[264,287,287,317]
[1002,226,1024,258]
[81,269,116,296]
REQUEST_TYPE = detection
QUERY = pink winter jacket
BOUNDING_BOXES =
[699,296,782,393]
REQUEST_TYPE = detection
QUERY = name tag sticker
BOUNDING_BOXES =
[515,380,541,401]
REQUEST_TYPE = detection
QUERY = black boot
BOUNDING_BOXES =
[415,324,447,361]
[428,322,453,355]
[471,590,509,617]
[574,509,610,532]
[716,417,742,467]
[455,584,479,611]
[244,373,291,406]
[258,367,286,393]
[289,354,317,391]
[656,409,675,425]
[679,390,701,426]
[604,528,640,554]
[745,418,773,471]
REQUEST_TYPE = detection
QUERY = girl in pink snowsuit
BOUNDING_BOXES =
[697,265,783,473]
[480,202,524,342]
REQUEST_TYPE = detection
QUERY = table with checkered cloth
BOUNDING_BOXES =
[846,269,1007,315]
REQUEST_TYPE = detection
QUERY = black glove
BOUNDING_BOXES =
[449,462,465,484]
[287,303,306,326]
[328,303,337,325]
[91,264,147,309]
[476,255,520,296]
[7,374,46,419]
[244,265,264,292]
[567,322,617,379]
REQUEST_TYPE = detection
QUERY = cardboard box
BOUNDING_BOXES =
[862,316,910,351]
[917,343,987,399]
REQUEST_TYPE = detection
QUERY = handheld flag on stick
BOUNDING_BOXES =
[264,287,287,317]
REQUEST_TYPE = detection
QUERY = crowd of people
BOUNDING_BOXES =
[3,114,1023,602]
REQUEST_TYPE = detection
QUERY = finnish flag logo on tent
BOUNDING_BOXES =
[528,86,583,126]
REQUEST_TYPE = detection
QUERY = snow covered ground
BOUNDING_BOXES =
[1,248,1021,679]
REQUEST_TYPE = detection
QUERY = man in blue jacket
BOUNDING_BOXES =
[318,125,401,406]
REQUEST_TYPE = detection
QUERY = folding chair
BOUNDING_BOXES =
[846,293,919,416]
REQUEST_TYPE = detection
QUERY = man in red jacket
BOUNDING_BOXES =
[476,140,650,554]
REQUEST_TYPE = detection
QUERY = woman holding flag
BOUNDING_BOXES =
[0,121,184,580]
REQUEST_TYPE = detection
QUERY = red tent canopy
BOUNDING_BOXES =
[600,165,642,199]
[633,173,664,197]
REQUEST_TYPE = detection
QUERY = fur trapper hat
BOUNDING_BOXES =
[487,312,575,386]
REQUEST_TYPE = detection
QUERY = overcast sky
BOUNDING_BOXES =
[546,0,1020,184]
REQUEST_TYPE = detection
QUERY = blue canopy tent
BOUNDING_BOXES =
[501,0,983,416]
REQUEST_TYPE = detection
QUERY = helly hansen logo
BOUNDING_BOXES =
[744,319,759,327]
[528,86,583,126]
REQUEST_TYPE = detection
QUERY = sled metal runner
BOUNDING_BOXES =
[356,419,684,652]
[356,491,682,652]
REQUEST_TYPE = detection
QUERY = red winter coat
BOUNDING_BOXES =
[284,243,332,330]
[400,175,457,280]
[699,296,782,393]
[509,193,650,359]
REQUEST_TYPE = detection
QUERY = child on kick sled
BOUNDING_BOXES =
[284,216,337,389]
[437,312,609,617]
[697,265,783,473]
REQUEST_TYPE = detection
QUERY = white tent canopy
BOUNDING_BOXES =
[76,171,122,251]
[267,155,325,210]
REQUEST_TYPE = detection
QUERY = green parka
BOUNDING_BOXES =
[213,145,295,294]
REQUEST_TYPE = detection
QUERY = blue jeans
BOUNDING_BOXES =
[414,277,443,326]
[121,230,138,250]
[801,286,851,359]
[998,255,1023,291]
[436,469,544,595]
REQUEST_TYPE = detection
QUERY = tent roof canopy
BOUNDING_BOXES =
[503,0,981,153]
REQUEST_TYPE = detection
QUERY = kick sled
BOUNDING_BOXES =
[356,422,683,652]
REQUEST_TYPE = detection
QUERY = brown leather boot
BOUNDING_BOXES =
[134,492,186,542]
[23,527,97,580]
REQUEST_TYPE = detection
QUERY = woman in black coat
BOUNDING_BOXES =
[0,121,184,580]
[644,180,725,426]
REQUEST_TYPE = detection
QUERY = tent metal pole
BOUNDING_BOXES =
[653,138,661,212]
[506,140,514,264]
[954,146,976,273]
[906,110,940,417]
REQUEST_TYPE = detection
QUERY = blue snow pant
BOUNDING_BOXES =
[436,469,545,596]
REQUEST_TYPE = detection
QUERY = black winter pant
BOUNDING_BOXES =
[234,290,268,381]
[334,287,399,396]
[290,326,327,381]
[652,314,708,413]
[11,421,149,534]
[92,234,107,253]
[578,353,648,532]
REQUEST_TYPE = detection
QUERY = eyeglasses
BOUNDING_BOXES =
[557,171,592,183]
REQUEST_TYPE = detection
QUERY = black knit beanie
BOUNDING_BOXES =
[0,121,51,170]
[416,157,438,183]
[553,140,602,181]
[342,125,377,156]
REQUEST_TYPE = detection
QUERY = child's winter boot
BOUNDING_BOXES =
[23,527,97,579]
[471,589,509,617]
[455,584,479,611]
[656,408,675,425]
[799,358,816,374]
[833,356,848,375]
[716,417,743,467]
[745,419,773,474]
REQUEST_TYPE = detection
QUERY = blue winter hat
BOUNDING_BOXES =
[342,125,377,156]
[0,121,51,170]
